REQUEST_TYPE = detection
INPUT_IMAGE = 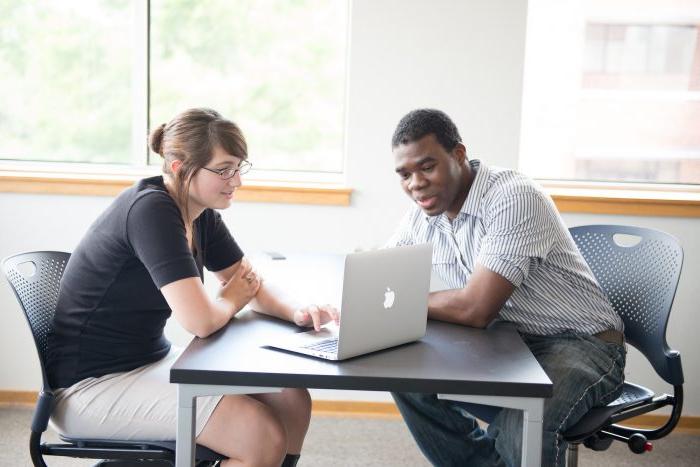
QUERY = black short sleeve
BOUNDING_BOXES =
[126,191,201,288]
[200,209,244,272]
[46,177,249,389]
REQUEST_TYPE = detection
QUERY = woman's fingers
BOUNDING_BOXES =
[319,304,339,324]
[295,304,339,330]
[250,275,261,294]
[238,259,253,278]
[306,305,322,331]
[293,309,309,327]
[293,304,340,330]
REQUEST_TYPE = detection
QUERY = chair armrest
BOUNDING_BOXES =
[31,391,55,433]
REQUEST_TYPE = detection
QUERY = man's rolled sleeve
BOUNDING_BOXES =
[477,192,556,286]
[478,254,530,287]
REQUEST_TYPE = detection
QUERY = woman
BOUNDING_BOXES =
[47,108,337,467]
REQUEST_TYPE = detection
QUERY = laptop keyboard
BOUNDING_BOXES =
[301,338,338,354]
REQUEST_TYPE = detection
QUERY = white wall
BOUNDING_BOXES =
[1,0,697,414]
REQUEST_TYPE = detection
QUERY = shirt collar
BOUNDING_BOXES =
[461,159,489,218]
[423,159,489,226]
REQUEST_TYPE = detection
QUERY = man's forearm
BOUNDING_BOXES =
[428,289,494,328]
[428,265,515,328]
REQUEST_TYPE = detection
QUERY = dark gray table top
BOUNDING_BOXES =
[171,310,552,398]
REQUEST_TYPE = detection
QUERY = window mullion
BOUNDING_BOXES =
[131,0,149,167]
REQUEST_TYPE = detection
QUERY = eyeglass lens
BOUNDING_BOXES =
[221,161,251,179]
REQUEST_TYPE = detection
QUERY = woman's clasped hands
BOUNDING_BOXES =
[218,258,261,313]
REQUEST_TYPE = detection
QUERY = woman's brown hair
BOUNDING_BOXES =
[148,108,247,224]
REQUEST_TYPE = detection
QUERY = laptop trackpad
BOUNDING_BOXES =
[282,323,339,344]
[295,324,337,338]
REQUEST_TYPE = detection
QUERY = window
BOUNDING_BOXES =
[149,0,348,174]
[520,0,700,185]
[0,1,134,164]
[0,0,349,177]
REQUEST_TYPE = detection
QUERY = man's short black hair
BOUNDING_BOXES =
[391,109,462,151]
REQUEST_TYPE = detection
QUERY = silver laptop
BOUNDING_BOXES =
[266,243,432,360]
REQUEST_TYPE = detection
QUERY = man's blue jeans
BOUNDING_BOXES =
[392,332,626,466]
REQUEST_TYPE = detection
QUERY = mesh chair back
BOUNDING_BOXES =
[2,251,70,390]
[569,225,683,385]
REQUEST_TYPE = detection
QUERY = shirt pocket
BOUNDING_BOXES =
[432,247,458,266]
[431,247,463,288]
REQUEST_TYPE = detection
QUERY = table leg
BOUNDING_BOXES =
[520,398,544,467]
[176,385,196,467]
[438,394,544,467]
[175,384,282,467]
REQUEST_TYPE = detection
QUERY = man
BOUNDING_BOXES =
[387,109,626,466]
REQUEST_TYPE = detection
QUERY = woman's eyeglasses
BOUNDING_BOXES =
[201,160,252,180]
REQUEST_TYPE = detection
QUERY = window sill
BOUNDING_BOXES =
[0,168,352,206]
[541,181,700,218]
[2,169,699,216]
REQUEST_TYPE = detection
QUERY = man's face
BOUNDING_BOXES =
[393,133,466,218]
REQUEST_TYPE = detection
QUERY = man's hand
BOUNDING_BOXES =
[293,304,340,331]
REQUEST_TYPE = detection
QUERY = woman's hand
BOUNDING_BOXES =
[293,304,340,331]
[218,258,261,313]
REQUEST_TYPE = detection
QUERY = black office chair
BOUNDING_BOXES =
[563,225,684,466]
[444,224,685,465]
[2,251,226,467]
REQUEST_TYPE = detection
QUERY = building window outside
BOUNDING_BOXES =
[0,0,349,178]
[520,0,700,186]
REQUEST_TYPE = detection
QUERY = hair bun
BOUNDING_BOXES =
[149,123,167,157]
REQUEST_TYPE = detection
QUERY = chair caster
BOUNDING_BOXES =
[583,433,613,451]
[628,433,653,454]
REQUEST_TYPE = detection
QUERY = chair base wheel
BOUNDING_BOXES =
[584,433,613,451]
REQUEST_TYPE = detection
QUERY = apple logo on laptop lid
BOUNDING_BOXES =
[383,287,395,309]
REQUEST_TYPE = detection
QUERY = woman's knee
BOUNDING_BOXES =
[260,419,287,465]
[202,395,287,465]
[287,388,311,416]
[239,398,287,462]
[283,388,312,433]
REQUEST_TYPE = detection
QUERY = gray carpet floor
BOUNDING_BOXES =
[1,405,698,466]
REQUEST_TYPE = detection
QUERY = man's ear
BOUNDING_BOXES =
[452,142,467,164]
[169,158,183,174]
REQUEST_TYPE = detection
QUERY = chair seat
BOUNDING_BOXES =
[58,435,226,461]
[563,381,655,441]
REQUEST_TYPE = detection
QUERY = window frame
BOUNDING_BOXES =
[2,2,699,214]
[539,179,700,217]
[514,8,700,214]
[0,0,351,201]
[3,162,699,214]
[0,162,352,206]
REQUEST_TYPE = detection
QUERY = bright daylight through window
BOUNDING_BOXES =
[0,0,349,177]
[0,1,134,164]
[519,0,700,185]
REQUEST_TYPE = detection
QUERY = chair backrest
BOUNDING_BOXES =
[2,251,71,390]
[569,225,683,386]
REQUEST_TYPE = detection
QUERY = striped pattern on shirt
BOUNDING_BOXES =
[387,159,622,336]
